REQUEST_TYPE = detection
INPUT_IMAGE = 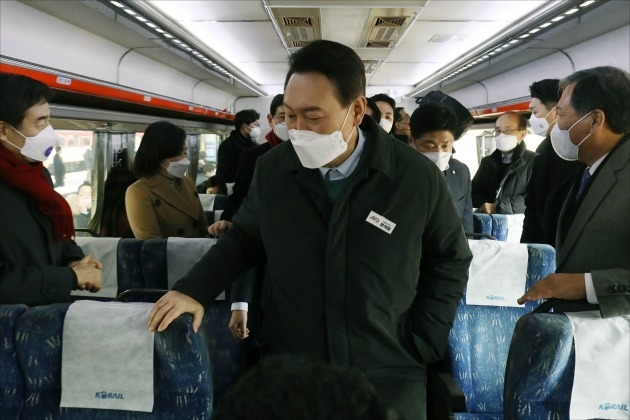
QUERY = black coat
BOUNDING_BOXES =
[471,140,535,214]
[221,142,272,221]
[174,117,472,380]
[444,157,473,233]
[520,136,584,246]
[216,130,257,186]
[0,171,84,305]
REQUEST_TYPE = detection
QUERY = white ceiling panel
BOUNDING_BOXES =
[149,1,268,21]
[391,20,512,62]
[183,21,287,62]
[417,1,547,21]
[370,62,441,86]
[237,62,290,85]
[320,8,370,47]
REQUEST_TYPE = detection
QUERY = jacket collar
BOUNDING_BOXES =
[275,116,395,179]
[141,171,199,220]
[492,139,527,163]
[557,135,629,264]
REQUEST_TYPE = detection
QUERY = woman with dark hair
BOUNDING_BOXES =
[125,121,208,239]
[410,102,474,233]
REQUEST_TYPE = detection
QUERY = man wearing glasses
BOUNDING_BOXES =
[472,112,535,214]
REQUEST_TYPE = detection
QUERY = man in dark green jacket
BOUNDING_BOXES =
[150,40,472,419]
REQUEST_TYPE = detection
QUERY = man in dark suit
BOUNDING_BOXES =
[410,102,473,233]
[518,66,629,318]
[215,109,260,189]
[521,79,584,246]
[150,40,472,419]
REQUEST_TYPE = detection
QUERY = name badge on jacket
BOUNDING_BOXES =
[366,211,396,234]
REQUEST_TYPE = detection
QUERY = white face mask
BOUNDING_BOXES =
[289,106,353,169]
[162,157,190,178]
[494,134,519,153]
[6,125,59,162]
[550,111,593,161]
[422,151,452,172]
[247,126,261,140]
[272,122,289,141]
[529,106,556,137]
[379,118,393,133]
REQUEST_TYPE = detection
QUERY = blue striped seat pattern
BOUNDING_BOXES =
[504,313,574,420]
[117,239,144,294]
[204,300,247,405]
[0,304,29,420]
[473,214,493,237]
[141,239,168,291]
[490,214,509,242]
[444,244,556,417]
[14,303,213,419]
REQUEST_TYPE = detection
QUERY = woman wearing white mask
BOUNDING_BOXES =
[410,102,473,233]
[126,121,208,239]
[471,112,535,214]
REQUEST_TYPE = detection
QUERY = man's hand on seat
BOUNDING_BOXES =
[149,290,204,333]
[517,273,586,305]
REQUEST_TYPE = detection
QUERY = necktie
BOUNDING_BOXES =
[576,167,591,200]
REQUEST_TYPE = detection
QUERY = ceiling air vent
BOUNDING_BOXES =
[282,17,313,27]
[366,41,390,48]
[368,15,410,42]
[374,17,408,27]
[362,60,380,74]
[291,41,310,47]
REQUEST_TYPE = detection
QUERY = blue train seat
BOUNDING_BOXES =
[473,214,492,238]
[430,243,556,419]
[14,303,213,419]
[490,214,525,242]
[503,313,574,420]
[0,304,29,420]
[141,239,169,291]
[116,238,145,294]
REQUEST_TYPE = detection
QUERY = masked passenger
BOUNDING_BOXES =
[126,120,208,239]
[0,73,102,305]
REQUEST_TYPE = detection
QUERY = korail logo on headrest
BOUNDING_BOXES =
[598,403,629,412]
[95,391,125,400]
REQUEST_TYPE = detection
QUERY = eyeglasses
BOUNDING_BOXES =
[493,128,523,136]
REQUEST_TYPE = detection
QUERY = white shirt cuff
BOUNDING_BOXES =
[231,302,249,312]
[584,273,598,304]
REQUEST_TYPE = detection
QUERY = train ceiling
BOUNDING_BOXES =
[22,0,628,98]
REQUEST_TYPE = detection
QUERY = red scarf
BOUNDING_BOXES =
[0,144,75,241]
[265,129,283,148]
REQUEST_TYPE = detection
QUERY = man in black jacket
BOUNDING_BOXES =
[215,109,260,189]
[150,40,472,419]
[472,112,535,214]
[520,79,584,245]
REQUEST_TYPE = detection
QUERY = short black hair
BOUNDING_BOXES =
[285,40,366,107]
[234,109,260,130]
[369,94,396,112]
[365,98,382,122]
[529,79,560,109]
[134,121,186,178]
[0,73,53,127]
[212,354,398,420]
[560,66,630,135]
[269,94,284,116]
[394,107,408,124]
[410,102,458,140]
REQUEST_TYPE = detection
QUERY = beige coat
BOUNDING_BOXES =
[125,172,208,239]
